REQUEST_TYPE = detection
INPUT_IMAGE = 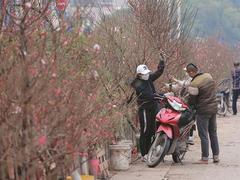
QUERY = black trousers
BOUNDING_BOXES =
[232,89,240,115]
[138,105,159,156]
[189,125,195,136]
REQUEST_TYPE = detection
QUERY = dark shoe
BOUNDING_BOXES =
[213,155,220,163]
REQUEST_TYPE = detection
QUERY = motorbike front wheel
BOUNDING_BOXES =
[146,132,170,168]
[217,100,227,116]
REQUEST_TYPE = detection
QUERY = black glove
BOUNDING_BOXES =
[158,53,166,69]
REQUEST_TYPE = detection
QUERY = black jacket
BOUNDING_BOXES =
[132,61,165,109]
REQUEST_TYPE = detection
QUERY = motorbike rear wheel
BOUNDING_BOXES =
[172,141,187,163]
[147,132,170,168]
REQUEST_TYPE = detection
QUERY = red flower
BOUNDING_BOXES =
[38,135,47,146]
[54,88,62,97]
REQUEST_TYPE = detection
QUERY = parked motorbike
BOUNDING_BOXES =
[216,79,231,116]
[146,94,196,167]
[216,91,229,116]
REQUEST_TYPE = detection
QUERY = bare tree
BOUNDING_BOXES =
[191,37,236,82]
[88,0,196,139]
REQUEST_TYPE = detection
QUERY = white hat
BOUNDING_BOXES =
[136,64,151,75]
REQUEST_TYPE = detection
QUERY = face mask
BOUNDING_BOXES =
[141,74,150,80]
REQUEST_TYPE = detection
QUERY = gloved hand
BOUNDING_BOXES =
[158,53,166,69]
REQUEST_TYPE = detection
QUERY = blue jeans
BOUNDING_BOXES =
[196,114,220,160]
[232,89,240,115]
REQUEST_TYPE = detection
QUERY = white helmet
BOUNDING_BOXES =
[136,64,151,75]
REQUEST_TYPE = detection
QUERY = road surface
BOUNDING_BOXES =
[111,109,240,180]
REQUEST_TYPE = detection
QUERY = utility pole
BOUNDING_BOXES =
[167,0,181,39]
[176,0,181,39]
[165,0,182,80]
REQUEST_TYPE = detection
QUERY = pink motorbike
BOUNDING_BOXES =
[146,94,196,167]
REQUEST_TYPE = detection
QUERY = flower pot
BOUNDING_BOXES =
[89,158,100,179]
[109,144,131,171]
[71,170,81,180]
[80,175,94,180]
[118,140,133,163]
[80,155,89,175]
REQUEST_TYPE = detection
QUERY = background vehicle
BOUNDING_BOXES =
[217,79,232,116]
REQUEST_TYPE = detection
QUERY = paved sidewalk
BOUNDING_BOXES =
[111,112,240,180]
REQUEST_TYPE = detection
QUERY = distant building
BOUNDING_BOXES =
[69,0,128,10]
[71,0,114,7]
[66,0,128,24]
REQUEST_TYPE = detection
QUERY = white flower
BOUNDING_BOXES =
[50,162,56,170]
[25,2,32,9]
[41,59,46,65]
[93,44,101,51]
[12,105,22,114]
[93,70,99,79]
[114,26,120,33]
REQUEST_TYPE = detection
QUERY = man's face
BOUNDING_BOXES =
[187,70,195,78]
[140,73,150,80]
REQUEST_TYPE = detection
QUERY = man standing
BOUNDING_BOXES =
[232,61,240,115]
[131,55,165,161]
[186,63,220,163]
